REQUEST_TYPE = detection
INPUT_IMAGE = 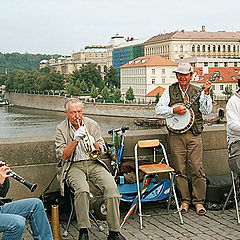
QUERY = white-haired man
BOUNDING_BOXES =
[55,99,126,240]
[156,63,212,215]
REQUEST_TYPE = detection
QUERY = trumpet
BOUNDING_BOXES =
[0,162,37,192]
[77,120,102,160]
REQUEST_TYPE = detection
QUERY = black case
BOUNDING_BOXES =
[206,174,232,203]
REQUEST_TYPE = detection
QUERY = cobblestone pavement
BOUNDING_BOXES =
[18,202,240,240]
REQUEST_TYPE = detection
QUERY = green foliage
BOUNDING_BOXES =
[102,86,110,101]
[4,69,65,93]
[125,87,135,101]
[90,85,98,98]
[155,93,160,102]
[104,66,119,88]
[113,88,122,102]
[79,80,88,92]
[0,52,60,73]
[72,63,103,90]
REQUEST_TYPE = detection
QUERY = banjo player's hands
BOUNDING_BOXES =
[204,81,212,95]
[173,106,187,115]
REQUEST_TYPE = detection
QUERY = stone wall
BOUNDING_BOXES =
[0,125,229,200]
[5,92,226,118]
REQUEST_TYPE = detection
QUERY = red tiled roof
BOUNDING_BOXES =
[144,31,240,44]
[146,86,165,97]
[194,67,240,83]
[120,55,178,68]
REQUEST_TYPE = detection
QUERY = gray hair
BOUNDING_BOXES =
[64,98,83,112]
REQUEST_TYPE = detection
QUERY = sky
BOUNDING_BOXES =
[0,0,239,55]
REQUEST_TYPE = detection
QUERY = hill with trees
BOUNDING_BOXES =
[0,52,60,73]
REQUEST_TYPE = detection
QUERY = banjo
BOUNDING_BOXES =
[166,73,217,134]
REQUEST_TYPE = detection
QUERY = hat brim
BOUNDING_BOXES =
[173,70,192,74]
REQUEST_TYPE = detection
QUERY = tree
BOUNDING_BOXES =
[102,86,110,102]
[73,63,104,89]
[125,87,135,101]
[90,85,98,99]
[79,80,88,93]
[222,85,232,100]
[104,66,119,88]
[113,88,122,102]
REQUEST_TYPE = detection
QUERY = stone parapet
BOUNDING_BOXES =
[0,125,229,200]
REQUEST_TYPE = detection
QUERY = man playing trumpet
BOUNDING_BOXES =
[55,99,126,240]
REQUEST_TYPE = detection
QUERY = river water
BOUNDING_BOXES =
[0,106,144,138]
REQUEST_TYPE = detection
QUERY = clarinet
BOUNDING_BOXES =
[0,163,37,192]
[11,172,37,192]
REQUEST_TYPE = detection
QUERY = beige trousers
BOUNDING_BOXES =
[169,131,206,205]
[66,161,120,231]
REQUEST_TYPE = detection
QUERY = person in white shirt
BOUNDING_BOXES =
[226,78,240,175]
[156,62,212,215]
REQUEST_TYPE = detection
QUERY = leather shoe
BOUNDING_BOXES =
[78,228,89,240]
[107,231,126,240]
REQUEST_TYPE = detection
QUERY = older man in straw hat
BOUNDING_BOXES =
[156,62,212,215]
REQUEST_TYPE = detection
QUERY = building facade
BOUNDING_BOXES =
[44,46,107,78]
[120,55,178,103]
[113,38,147,75]
[192,67,240,100]
[144,26,240,61]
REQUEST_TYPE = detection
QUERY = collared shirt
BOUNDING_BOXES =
[155,84,213,118]
[226,91,240,145]
[70,123,90,162]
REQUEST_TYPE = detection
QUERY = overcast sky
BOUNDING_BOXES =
[0,0,239,55]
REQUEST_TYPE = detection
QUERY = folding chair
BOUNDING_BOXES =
[221,171,240,224]
[135,139,184,229]
[62,187,104,237]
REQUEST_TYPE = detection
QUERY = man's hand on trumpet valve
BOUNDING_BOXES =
[74,125,86,141]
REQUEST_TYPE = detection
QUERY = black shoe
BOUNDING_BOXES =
[107,231,126,240]
[78,228,89,240]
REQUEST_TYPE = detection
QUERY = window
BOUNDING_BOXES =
[232,76,236,80]
[212,85,215,90]
[214,62,218,67]
[162,69,166,74]
[204,62,208,67]
[219,76,223,80]
[180,45,183,52]
[229,85,232,89]
[213,45,216,52]
[202,45,206,52]
[220,85,224,90]
[192,45,195,52]
[224,62,228,67]
[197,45,200,52]
[152,79,155,84]
[162,78,165,83]
[234,62,237,67]
[152,69,155,74]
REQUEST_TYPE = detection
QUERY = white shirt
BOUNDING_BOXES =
[155,84,213,118]
[226,92,240,145]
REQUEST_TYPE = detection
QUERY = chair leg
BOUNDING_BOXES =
[89,210,104,232]
[231,171,240,224]
[221,185,233,214]
[170,173,184,225]
[62,192,75,237]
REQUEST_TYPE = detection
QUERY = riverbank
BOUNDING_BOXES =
[5,92,226,119]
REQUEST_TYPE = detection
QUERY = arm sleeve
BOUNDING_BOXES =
[155,87,174,118]
[199,91,213,115]
[55,126,67,160]
[226,100,240,134]
[0,178,10,198]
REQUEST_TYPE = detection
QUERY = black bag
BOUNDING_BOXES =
[40,189,71,214]
[205,174,234,210]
